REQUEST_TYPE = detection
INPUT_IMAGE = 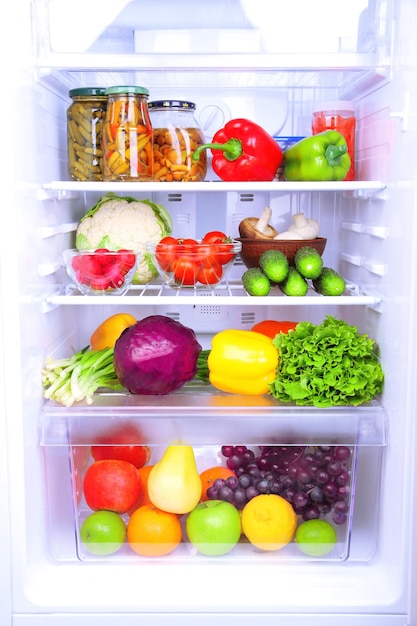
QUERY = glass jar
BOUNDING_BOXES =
[67,87,107,181]
[103,86,153,181]
[148,100,207,182]
[312,101,356,181]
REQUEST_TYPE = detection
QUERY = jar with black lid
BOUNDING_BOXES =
[103,86,153,181]
[67,87,107,181]
[148,100,207,182]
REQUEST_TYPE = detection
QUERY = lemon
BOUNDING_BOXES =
[295,519,337,557]
[241,494,297,551]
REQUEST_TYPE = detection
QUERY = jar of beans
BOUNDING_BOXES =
[67,87,107,181]
[148,100,207,182]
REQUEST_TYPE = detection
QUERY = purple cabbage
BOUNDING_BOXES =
[113,315,202,395]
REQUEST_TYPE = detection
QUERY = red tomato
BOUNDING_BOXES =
[202,230,229,244]
[155,236,181,271]
[215,242,235,265]
[197,262,223,285]
[180,238,199,247]
[172,257,199,286]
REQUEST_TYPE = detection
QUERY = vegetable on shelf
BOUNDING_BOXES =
[274,212,320,240]
[113,315,202,395]
[90,313,137,351]
[238,207,278,240]
[283,131,351,182]
[251,320,298,338]
[192,118,283,182]
[208,329,279,395]
[41,346,124,407]
[269,315,384,407]
[75,193,173,284]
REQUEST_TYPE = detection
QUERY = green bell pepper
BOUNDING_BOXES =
[283,130,351,181]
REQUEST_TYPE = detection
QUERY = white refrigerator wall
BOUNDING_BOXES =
[2,0,417,624]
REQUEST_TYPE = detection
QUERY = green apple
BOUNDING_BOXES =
[186,500,241,556]
[80,510,126,556]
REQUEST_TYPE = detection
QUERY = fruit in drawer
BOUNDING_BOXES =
[80,510,126,556]
[127,504,182,557]
[91,444,151,469]
[295,519,337,557]
[83,459,141,514]
[199,466,237,502]
[241,494,297,551]
[147,445,202,515]
[186,500,242,556]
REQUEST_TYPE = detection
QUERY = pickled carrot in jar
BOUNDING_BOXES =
[312,101,356,181]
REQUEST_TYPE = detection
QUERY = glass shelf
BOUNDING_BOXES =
[41,389,386,447]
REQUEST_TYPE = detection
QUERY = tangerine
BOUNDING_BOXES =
[199,466,236,501]
[127,504,182,557]
[135,465,155,507]
[241,494,297,551]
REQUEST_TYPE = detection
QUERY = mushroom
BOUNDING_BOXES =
[274,212,320,240]
[238,206,278,239]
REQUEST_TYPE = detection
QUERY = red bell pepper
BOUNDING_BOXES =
[192,118,283,182]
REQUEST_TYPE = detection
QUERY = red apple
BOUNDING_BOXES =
[91,444,151,469]
[186,500,242,556]
[91,423,151,469]
[83,459,141,514]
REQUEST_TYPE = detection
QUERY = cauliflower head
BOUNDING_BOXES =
[75,193,173,284]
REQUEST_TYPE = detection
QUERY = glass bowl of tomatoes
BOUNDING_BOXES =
[147,232,241,289]
[63,248,139,295]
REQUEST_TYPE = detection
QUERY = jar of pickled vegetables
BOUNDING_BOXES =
[312,101,356,181]
[67,87,107,181]
[103,86,153,181]
[148,100,207,182]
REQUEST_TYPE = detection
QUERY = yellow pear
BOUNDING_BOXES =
[147,445,202,514]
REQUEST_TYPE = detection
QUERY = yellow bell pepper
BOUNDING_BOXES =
[208,329,279,395]
[90,313,137,351]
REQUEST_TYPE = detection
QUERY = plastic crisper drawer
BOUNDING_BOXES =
[41,391,385,564]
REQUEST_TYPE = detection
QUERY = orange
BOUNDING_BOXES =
[241,494,297,551]
[135,465,155,507]
[127,504,182,557]
[199,466,236,501]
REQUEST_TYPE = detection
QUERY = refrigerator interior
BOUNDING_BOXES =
[2,0,417,623]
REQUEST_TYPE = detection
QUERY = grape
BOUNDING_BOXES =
[209,443,354,526]
[309,486,324,503]
[225,476,239,489]
[303,505,320,521]
[315,469,330,485]
[335,446,351,461]
[245,485,259,500]
[333,511,348,525]
[334,500,349,514]
[293,492,308,509]
[206,485,219,499]
[221,445,234,458]
[218,486,234,502]
[327,460,342,476]
[335,470,350,486]
[238,474,251,489]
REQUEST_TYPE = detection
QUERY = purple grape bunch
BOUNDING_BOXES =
[206,444,352,525]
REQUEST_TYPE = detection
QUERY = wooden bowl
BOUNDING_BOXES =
[237,237,327,268]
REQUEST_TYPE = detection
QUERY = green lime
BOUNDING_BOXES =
[80,510,126,556]
[295,519,337,557]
